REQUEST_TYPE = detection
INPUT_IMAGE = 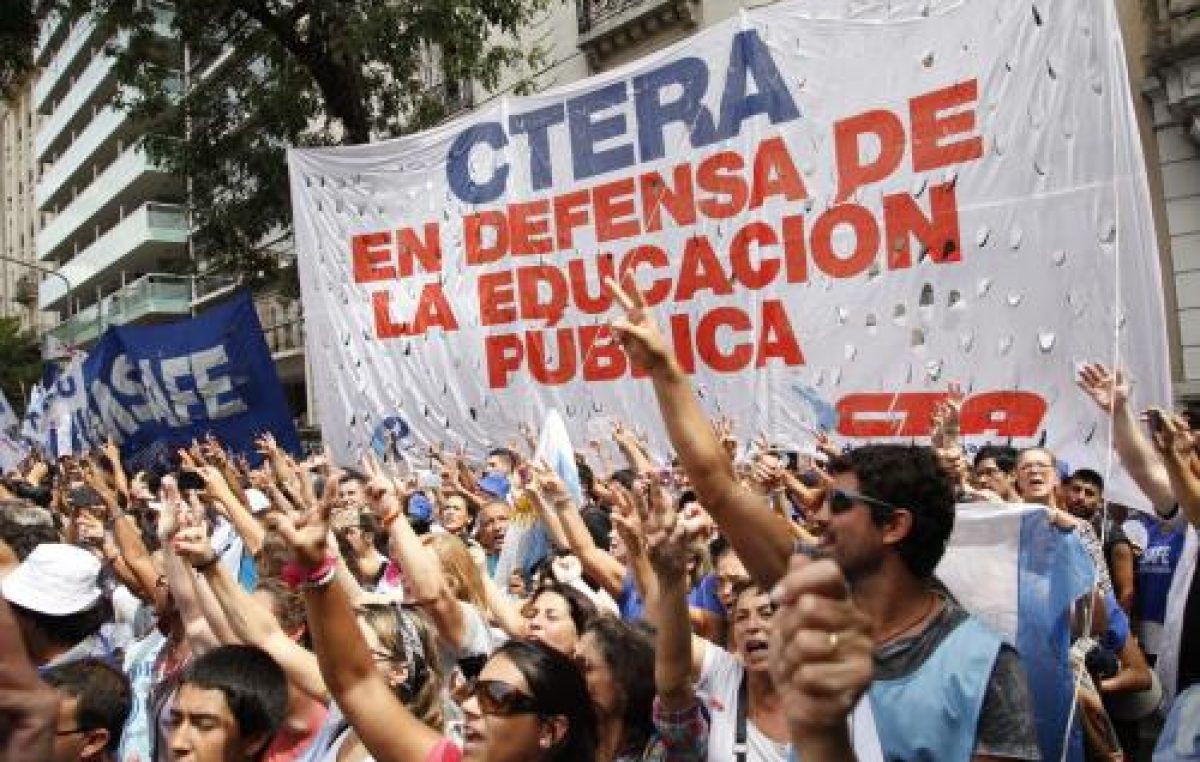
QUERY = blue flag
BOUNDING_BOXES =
[81,291,300,471]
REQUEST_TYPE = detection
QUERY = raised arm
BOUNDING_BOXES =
[368,478,468,650]
[640,480,704,711]
[270,499,445,762]
[182,453,266,557]
[1077,364,1176,512]
[533,463,626,598]
[607,275,794,587]
[174,526,330,703]
[158,494,220,654]
[1149,411,1200,529]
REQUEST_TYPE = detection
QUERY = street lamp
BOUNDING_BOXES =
[0,253,98,347]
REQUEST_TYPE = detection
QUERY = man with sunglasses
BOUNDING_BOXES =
[607,275,1040,761]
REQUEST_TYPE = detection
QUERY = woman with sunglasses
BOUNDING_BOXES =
[462,640,597,762]
[271,495,598,762]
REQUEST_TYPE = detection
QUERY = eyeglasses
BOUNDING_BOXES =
[827,488,905,516]
[472,679,540,717]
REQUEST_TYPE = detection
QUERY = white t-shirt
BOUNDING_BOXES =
[695,644,884,762]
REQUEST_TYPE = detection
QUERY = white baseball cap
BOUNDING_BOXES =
[1,543,103,616]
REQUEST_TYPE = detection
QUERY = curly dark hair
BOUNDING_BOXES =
[826,444,955,579]
[582,616,656,756]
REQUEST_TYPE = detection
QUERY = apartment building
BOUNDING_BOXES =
[0,78,46,333]
[1141,0,1200,404]
[32,1,191,351]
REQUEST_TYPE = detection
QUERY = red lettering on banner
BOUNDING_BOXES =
[750,136,808,209]
[782,214,808,284]
[481,301,803,389]
[352,225,443,283]
[594,178,640,243]
[810,204,879,278]
[910,79,983,172]
[464,210,508,265]
[509,200,554,257]
[517,265,569,325]
[669,313,697,374]
[757,300,804,366]
[835,391,1046,438]
[641,165,697,233]
[618,245,672,306]
[581,325,627,381]
[676,236,734,301]
[478,271,517,325]
[697,307,753,372]
[960,392,1046,438]
[528,329,576,385]
[568,255,616,314]
[883,182,961,268]
[834,110,905,202]
[730,222,781,290]
[696,151,748,219]
[485,334,525,388]
[353,232,395,283]
[372,283,458,338]
[553,190,591,250]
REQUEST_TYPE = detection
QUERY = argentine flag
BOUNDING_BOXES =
[938,504,1097,762]
[493,410,583,588]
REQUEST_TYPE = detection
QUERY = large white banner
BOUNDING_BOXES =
[288,0,1170,504]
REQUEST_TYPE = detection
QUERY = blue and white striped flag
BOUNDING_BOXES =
[938,504,1097,762]
[493,410,582,588]
[0,386,17,434]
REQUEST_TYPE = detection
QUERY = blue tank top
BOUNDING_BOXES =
[1136,515,1186,625]
[868,615,1002,762]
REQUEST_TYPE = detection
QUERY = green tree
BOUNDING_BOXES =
[4,0,547,286]
[0,317,43,419]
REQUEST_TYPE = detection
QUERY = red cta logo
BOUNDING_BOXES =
[835,391,1047,438]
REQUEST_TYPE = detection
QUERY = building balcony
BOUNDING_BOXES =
[46,272,193,348]
[37,72,178,213]
[37,106,131,211]
[37,144,179,264]
[576,0,699,67]
[39,202,188,311]
[33,14,105,115]
[34,10,68,67]
[35,50,117,162]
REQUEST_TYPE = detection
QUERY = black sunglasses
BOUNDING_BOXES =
[827,488,905,516]
[473,679,540,717]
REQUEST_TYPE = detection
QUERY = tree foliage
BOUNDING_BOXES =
[3,0,549,286]
[0,317,42,417]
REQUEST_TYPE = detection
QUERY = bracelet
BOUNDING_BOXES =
[307,563,338,590]
[281,555,338,590]
[194,554,221,573]
[381,507,402,529]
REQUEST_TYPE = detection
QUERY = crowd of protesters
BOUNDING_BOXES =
[0,276,1197,762]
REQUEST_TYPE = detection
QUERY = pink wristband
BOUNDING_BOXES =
[281,556,337,590]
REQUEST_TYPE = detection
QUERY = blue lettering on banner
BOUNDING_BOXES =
[445,29,800,204]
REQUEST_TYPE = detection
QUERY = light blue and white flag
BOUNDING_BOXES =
[20,383,47,450]
[0,386,18,434]
[938,504,1097,762]
[493,410,582,588]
